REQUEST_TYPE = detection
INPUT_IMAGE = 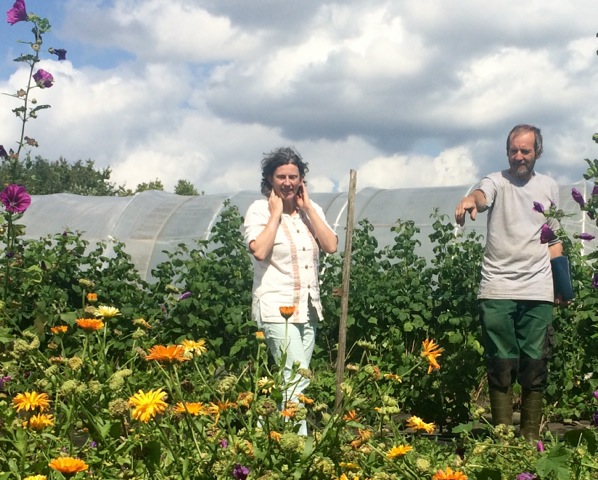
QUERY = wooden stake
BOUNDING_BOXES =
[335,169,357,409]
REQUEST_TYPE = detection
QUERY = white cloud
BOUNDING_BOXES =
[1,0,597,196]
[356,147,479,190]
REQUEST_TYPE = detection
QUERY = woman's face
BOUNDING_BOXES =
[270,163,302,201]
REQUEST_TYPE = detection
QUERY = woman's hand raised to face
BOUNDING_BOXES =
[268,189,284,219]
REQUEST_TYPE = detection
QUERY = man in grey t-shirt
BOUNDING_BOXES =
[455,124,563,441]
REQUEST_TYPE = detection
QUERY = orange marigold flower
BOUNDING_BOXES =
[23,413,55,431]
[281,401,299,418]
[295,393,314,405]
[129,388,168,422]
[50,325,68,334]
[269,431,282,442]
[350,428,372,448]
[279,305,295,320]
[86,292,98,302]
[386,444,413,458]
[422,338,443,356]
[432,466,468,480]
[406,415,435,434]
[48,457,89,475]
[216,400,236,412]
[343,409,360,421]
[255,331,265,341]
[174,402,206,416]
[421,338,443,374]
[13,391,50,412]
[146,345,190,363]
[76,318,104,331]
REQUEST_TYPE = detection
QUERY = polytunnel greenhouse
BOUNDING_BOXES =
[21,181,597,282]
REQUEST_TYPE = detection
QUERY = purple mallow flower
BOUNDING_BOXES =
[540,224,556,244]
[536,440,544,452]
[0,375,12,391]
[516,474,537,480]
[219,438,228,448]
[178,291,191,300]
[7,0,27,25]
[532,201,545,213]
[592,411,598,427]
[593,273,598,289]
[592,184,598,196]
[232,464,249,480]
[0,184,31,213]
[33,69,54,88]
[572,188,585,207]
[593,390,598,400]
[578,233,595,241]
[49,48,67,61]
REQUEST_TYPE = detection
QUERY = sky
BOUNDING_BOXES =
[1,0,597,194]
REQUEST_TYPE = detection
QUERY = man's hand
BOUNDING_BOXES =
[455,197,478,226]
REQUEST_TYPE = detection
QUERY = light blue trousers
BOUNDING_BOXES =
[261,308,317,435]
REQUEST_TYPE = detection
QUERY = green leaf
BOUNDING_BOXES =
[535,445,571,480]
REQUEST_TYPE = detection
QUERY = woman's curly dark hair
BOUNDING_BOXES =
[260,147,309,196]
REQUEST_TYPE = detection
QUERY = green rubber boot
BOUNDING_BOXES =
[489,386,513,426]
[520,390,543,441]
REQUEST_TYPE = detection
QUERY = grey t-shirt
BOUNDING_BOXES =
[476,169,559,301]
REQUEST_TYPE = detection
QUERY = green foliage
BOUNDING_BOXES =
[0,155,122,195]
[135,178,165,193]
[148,201,254,366]
[174,179,201,196]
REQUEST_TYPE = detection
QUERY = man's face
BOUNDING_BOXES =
[508,131,537,181]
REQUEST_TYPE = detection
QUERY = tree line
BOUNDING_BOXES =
[0,154,201,196]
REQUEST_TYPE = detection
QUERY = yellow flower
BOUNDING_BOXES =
[76,318,105,331]
[24,475,48,480]
[269,431,282,442]
[94,305,121,318]
[421,338,443,374]
[179,339,207,357]
[48,457,89,475]
[339,461,360,470]
[146,345,190,363]
[432,467,468,480]
[258,376,275,394]
[255,331,265,341]
[386,444,413,459]
[129,388,168,422]
[133,317,152,329]
[23,413,55,431]
[50,325,68,334]
[86,292,98,302]
[13,391,50,412]
[236,391,254,408]
[174,402,206,416]
[279,305,295,320]
[406,415,435,434]
[384,372,402,382]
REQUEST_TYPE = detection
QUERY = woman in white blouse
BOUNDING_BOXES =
[243,147,337,435]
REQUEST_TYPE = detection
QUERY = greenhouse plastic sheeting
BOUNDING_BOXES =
[20,181,597,282]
